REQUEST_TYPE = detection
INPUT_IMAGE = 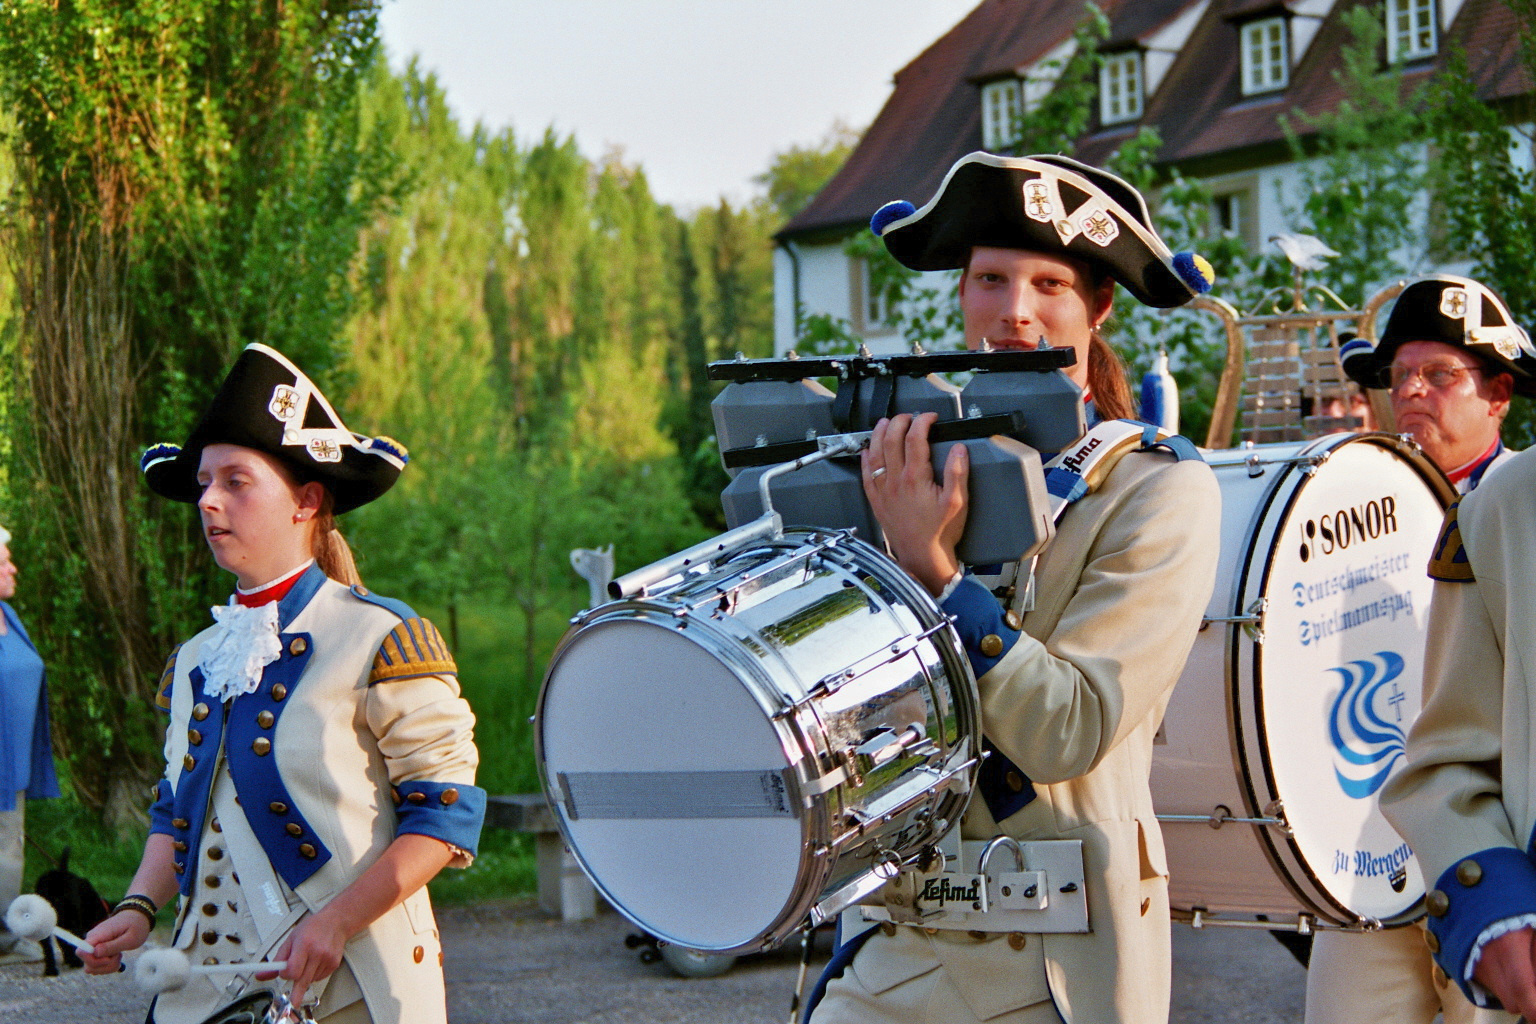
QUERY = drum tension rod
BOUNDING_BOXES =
[1156,803,1287,830]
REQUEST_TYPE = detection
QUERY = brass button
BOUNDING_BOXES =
[187,729,202,745]
[979,634,1004,658]
[210,817,222,833]
[1426,889,1450,917]
[183,754,197,771]
[880,922,896,936]
[1456,859,1483,887]
[1006,771,1025,793]
[1008,932,1027,951]
[252,737,271,756]
[203,957,220,966]
[271,684,288,701]
[257,710,275,729]
[202,903,218,916]
[967,929,987,940]
[202,930,219,945]
[413,945,424,963]
[149,783,161,800]
[355,586,371,597]
[289,637,308,656]
[173,841,188,852]
[1141,897,1151,916]
[226,935,241,944]
[270,801,288,814]
[922,927,938,936]
[205,876,221,889]
[1425,930,1440,954]
[1434,965,1448,986]
[439,951,444,966]
[207,846,224,861]
[192,703,210,722]
[1004,610,1024,631]
[391,788,402,806]
[286,823,303,837]
[173,817,189,830]
[299,844,317,859]
[407,791,427,804]
[174,862,185,874]
[440,788,460,806]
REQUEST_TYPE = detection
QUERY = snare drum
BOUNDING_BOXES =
[1151,432,1454,928]
[536,528,979,954]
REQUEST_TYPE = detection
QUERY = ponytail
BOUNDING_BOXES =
[1087,330,1135,422]
[311,491,363,587]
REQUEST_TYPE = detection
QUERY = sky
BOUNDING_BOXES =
[376,0,981,211]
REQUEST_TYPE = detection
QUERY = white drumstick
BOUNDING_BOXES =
[4,894,96,955]
[134,947,288,994]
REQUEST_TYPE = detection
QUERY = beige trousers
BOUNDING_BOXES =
[0,793,23,949]
[1305,924,1513,1024]
[811,925,1065,1024]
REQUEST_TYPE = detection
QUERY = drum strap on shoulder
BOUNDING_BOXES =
[1042,419,1200,524]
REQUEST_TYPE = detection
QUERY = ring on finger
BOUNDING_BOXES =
[870,466,887,480]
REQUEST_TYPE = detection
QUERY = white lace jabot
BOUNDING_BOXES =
[197,600,283,703]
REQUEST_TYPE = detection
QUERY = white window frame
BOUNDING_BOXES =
[1386,0,1437,63]
[851,257,896,336]
[981,78,1022,151]
[1240,16,1290,96]
[1100,50,1144,125]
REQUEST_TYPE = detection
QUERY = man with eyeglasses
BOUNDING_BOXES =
[1343,274,1534,492]
[1306,274,1536,1024]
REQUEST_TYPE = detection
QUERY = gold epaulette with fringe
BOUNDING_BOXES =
[371,618,457,684]
[1428,501,1475,583]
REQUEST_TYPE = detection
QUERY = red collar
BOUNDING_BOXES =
[235,563,311,607]
[1445,438,1502,488]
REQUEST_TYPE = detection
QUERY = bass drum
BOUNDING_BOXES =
[1152,432,1454,928]
[536,528,979,955]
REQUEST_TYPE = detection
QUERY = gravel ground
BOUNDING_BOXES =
[0,900,1307,1023]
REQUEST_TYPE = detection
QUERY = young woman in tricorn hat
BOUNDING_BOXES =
[804,152,1221,1024]
[81,343,483,1024]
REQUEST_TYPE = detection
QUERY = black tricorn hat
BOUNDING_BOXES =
[141,343,407,514]
[870,152,1213,309]
[1341,274,1536,398]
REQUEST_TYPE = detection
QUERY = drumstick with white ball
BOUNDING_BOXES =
[134,947,289,994]
[5,894,96,955]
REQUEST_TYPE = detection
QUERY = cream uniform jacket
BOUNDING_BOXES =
[1381,447,1536,1012]
[815,447,1220,1024]
[150,565,484,1024]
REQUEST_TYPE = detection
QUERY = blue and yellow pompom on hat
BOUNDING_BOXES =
[870,152,1213,308]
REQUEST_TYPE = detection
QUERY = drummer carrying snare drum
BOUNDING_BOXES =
[804,152,1222,1024]
[1304,276,1536,1024]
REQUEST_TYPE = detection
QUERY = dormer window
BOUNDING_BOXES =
[1386,0,1437,62]
[981,78,1022,150]
[1100,50,1144,125]
[1240,16,1289,95]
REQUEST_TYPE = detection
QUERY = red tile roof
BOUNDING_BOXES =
[781,0,1532,240]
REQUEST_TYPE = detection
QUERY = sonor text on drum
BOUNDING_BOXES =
[1298,495,1399,560]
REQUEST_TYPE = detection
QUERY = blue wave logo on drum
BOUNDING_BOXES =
[1328,652,1409,799]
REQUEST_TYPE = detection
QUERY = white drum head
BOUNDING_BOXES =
[1250,437,1441,921]
[539,618,804,951]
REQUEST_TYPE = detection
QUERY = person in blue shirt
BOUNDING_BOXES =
[0,524,61,964]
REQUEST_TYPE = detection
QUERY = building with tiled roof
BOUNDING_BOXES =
[774,0,1528,353]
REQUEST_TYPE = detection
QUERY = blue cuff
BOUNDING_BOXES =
[941,576,1021,678]
[394,780,487,857]
[1427,846,1536,1004]
[148,778,175,836]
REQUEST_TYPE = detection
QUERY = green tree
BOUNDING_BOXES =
[0,0,399,818]
[756,121,861,223]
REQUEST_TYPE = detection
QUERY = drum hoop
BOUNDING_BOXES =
[1236,431,1448,926]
